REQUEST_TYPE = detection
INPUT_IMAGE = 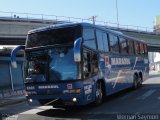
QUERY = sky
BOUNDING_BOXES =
[0,0,160,29]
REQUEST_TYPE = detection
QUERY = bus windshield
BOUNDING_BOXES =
[26,26,81,48]
[25,47,79,83]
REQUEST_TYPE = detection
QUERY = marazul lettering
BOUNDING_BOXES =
[111,58,130,65]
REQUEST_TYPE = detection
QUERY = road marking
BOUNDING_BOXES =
[157,97,160,100]
[119,91,139,100]
[4,115,19,120]
[19,106,53,114]
[136,89,156,100]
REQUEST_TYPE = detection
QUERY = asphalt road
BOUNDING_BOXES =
[1,73,160,120]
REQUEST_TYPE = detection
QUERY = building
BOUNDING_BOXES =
[148,52,160,71]
[154,16,160,33]
[149,16,160,71]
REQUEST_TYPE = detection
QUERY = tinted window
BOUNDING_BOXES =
[49,48,78,80]
[109,34,120,53]
[96,30,104,51]
[119,37,128,54]
[140,43,144,54]
[83,50,98,78]
[83,28,96,49]
[25,47,78,82]
[103,33,109,52]
[144,44,148,55]
[134,41,140,55]
[128,40,134,54]
[26,26,81,48]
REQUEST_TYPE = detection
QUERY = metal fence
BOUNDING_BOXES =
[0,11,154,32]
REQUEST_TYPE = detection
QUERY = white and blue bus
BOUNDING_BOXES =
[11,23,149,106]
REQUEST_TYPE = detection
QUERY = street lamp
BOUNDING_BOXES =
[116,0,119,28]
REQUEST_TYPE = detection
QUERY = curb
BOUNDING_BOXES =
[149,71,160,74]
[0,90,25,98]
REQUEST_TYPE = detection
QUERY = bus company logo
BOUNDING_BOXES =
[105,56,109,65]
[111,58,130,65]
[67,84,72,90]
[84,85,92,95]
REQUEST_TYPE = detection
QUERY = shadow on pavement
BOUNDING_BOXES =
[36,79,160,119]
[36,88,135,119]
[36,107,118,120]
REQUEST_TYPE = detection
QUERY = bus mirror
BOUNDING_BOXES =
[74,38,82,62]
[11,45,25,68]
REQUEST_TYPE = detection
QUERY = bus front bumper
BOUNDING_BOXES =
[26,93,85,106]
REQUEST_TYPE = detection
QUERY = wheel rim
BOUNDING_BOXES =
[134,75,138,89]
[137,77,142,87]
[96,89,103,104]
[134,80,137,88]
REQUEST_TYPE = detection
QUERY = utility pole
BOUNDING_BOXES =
[92,16,97,25]
[89,16,97,25]
[116,0,119,28]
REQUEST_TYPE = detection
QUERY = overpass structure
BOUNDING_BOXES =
[0,17,65,45]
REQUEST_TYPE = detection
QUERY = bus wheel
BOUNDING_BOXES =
[133,75,138,89]
[95,82,103,105]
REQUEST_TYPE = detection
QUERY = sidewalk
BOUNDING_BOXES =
[149,70,160,75]
[0,95,26,107]
[0,90,26,107]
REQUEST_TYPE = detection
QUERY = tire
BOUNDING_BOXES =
[137,76,142,88]
[133,75,138,89]
[95,82,103,105]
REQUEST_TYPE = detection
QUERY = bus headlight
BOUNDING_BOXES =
[72,97,77,102]
[28,99,33,103]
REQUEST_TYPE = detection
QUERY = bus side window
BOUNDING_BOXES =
[144,44,148,56]
[83,52,91,78]
[109,34,120,54]
[96,30,104,51]
[102,33,109,52]
[83,51,98,78]
[140,43,145,55]
[128,40,134,54]
[83,28,96,49]
[96,30,109,52]
[91,54,98,74]
[119,37,128,54]
[134,41,140,55]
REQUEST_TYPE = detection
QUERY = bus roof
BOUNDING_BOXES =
[28,23,122,34]
[28,22,146,44]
